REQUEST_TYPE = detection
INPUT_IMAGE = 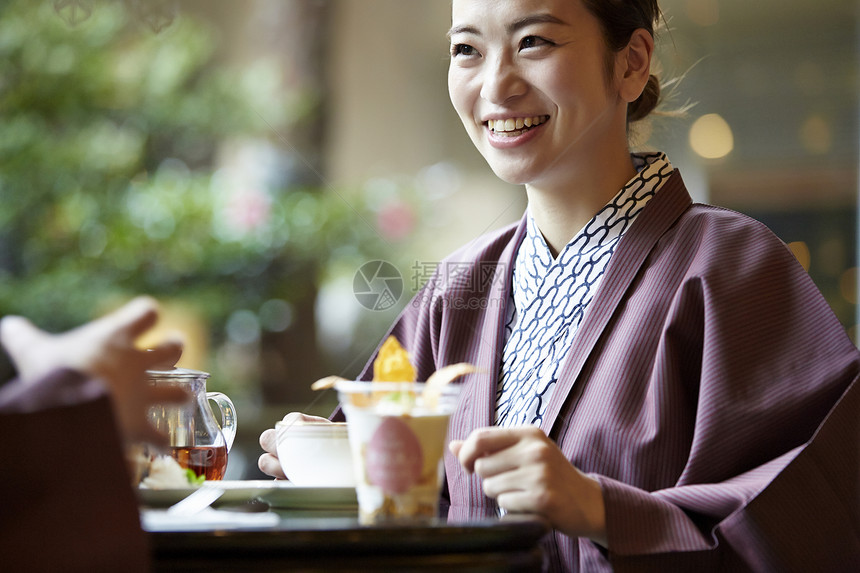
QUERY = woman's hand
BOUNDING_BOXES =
[450,425,607,546]
[0,296,186,445]
[258,411,331,479]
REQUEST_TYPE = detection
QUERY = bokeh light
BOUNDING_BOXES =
[689,113,734,160]
[799,114,833,155]
[788,241,811,272]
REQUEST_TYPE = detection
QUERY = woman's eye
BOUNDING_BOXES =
[451,43,477,57]
[520,36,550,50]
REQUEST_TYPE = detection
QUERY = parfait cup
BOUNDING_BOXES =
[336,381,460,524]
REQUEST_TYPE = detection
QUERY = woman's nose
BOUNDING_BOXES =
[479,55,526,104]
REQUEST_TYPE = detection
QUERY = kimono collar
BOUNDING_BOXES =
[518,151,674,289]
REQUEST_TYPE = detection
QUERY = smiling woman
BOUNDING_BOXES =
[258,1,860,571]
[446,0,656,254]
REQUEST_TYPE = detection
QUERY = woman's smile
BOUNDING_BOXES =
[487,115,549,136]
[485,115,550,147]
[448,0,628,189]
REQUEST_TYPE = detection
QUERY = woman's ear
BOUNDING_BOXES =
[616,28,654,103]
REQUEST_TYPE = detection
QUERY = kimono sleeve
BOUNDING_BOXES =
[598,376,859,572]
[589,213,860,571]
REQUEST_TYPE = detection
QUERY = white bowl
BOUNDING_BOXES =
[275,421,356,487]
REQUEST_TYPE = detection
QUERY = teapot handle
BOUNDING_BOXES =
[207,392,237,452]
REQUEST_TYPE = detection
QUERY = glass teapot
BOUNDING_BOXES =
[146,368,237,481]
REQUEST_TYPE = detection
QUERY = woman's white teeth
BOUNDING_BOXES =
[488,116,547,134]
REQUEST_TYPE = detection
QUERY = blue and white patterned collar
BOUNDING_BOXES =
[497,152,674,428]
[514,152,673,309]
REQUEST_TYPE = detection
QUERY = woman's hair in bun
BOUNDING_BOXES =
[628,73,661,122]
[581,0,664,123]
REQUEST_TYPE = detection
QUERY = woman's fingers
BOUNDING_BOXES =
[495,489,545,514]
[455,428,517,472]
[481,465,527,498]
[259,427,278,454]
[258,452,287,479]
[455,426,543,473]
[259,413,329,457]
[448,439,464,458]
[256,412,328,480]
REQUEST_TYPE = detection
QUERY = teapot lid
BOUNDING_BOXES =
[146,367,211,380]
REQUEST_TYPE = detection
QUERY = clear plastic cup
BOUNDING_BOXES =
[336,381,461,524]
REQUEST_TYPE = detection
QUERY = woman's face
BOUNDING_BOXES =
[447,0,628,189]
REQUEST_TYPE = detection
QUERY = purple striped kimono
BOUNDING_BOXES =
[356,170,860,572]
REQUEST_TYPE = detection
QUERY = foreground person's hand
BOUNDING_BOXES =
[0,296,186,444]
[450,425,607,547]
[258,411,331,479]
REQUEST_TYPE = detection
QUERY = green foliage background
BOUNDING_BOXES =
[0,1,418,395]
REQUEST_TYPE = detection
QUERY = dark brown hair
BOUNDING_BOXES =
[581,0,662,123]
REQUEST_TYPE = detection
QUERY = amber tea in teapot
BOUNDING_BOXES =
[146,368,237,481]
[169,445,229,481]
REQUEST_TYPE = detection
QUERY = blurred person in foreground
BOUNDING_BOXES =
[0,297,184,572]
[260,0,860,571]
